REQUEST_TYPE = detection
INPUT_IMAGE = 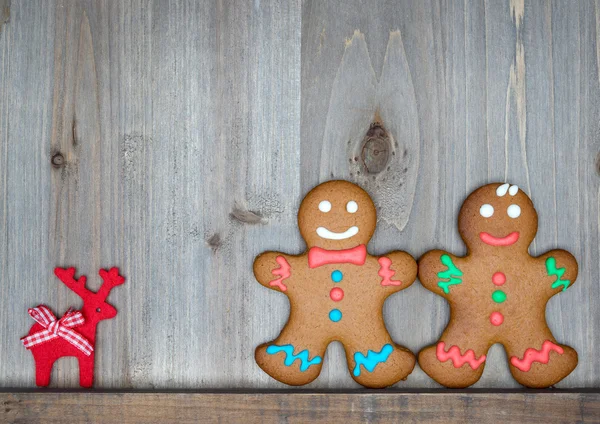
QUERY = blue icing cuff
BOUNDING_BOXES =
[266,344,322,372]
[353,344,394,377]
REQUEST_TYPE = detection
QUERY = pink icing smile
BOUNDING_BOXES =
[479,231,520,246]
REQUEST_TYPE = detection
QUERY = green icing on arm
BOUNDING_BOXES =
[437,254,463,294]
[546,257,571,291]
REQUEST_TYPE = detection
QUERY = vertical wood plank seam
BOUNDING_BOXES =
[548,2,558,246]
[464,1,470,194]
[484,0,491,181]
[508,0,531,196]
[596,0,600,84]
[0,0,11,347]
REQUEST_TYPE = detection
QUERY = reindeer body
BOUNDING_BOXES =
[24,267,125,388]
[27,307,98,387]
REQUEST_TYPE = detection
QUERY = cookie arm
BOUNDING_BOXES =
[253,251,294,293]
[537,249,578,295]
[377,251,417,293]
[418,250,463,299]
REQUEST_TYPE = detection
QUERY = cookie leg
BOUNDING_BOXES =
[418,322,489,388]
[343,334,416,388]
[255,323,328,386]
[505,330,578,388]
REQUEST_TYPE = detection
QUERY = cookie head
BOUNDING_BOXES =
[298,180,376,250]
[458,183,538,252]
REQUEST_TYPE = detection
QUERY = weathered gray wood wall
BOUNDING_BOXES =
[0,0,598,389]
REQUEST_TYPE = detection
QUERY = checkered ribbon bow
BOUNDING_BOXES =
[21,305,93,356]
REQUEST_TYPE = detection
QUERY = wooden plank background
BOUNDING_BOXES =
[0,0,598,391]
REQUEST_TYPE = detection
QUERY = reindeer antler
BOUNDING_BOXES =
[97,267,126,300]
[54,267,92,299]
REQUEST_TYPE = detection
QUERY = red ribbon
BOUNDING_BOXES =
[21,305,93,356]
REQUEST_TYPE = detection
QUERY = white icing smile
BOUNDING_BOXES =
[316,226,359,240]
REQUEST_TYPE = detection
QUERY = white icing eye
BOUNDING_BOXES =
[507,204,521,218]
[508,185,519,196]
[346,200,358,213]
[496,183,510,197]
[480,204,494,218]
[318,200,331,213]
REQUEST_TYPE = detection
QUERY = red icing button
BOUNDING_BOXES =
[490,312,504,326]
[492,272,506,286]
[330,287,344,302]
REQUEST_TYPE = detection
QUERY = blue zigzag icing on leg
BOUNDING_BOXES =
[266,344,322,372]
[353,344,394,377]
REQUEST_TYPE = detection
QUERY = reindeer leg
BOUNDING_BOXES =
[34,356,54,387]
[78,354,95,388]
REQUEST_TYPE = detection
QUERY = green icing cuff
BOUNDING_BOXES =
[437,254,463,294]
[546,257,570,291]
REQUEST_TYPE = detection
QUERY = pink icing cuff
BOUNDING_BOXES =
[510,340,564,372]
[269,256,291,291]
[436,342,486,370]
[377,257,402,286]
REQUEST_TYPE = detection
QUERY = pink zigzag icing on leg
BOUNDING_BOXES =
[510,340,564,372]
[269,256,291,292]
[378,257,402,286]
[436,342,486,370]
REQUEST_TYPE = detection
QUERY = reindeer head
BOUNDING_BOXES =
[54,267,126,322]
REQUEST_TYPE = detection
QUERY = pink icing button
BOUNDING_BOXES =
[490,312,504,326]
[330,287,344,302]
[492,272,506,286]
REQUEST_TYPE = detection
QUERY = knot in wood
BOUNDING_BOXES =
[51,153,65,168]
[596,151,600,178]
[361,123,391,174]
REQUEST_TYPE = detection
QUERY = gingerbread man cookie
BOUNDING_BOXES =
[254,180,417,388]
[418,183,578,388]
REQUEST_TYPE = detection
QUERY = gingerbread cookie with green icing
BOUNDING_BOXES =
[254,180,417,388]
[418,183,578,388]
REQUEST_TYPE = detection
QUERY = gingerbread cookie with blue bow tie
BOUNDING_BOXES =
[254,180,417,388]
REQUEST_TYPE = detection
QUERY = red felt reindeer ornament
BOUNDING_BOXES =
[21,267,125,387]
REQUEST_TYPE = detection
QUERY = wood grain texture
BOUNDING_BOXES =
[0,0,598,392]
[1,391,600,423]
[0,0,9,35]
[0,0,301,389]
